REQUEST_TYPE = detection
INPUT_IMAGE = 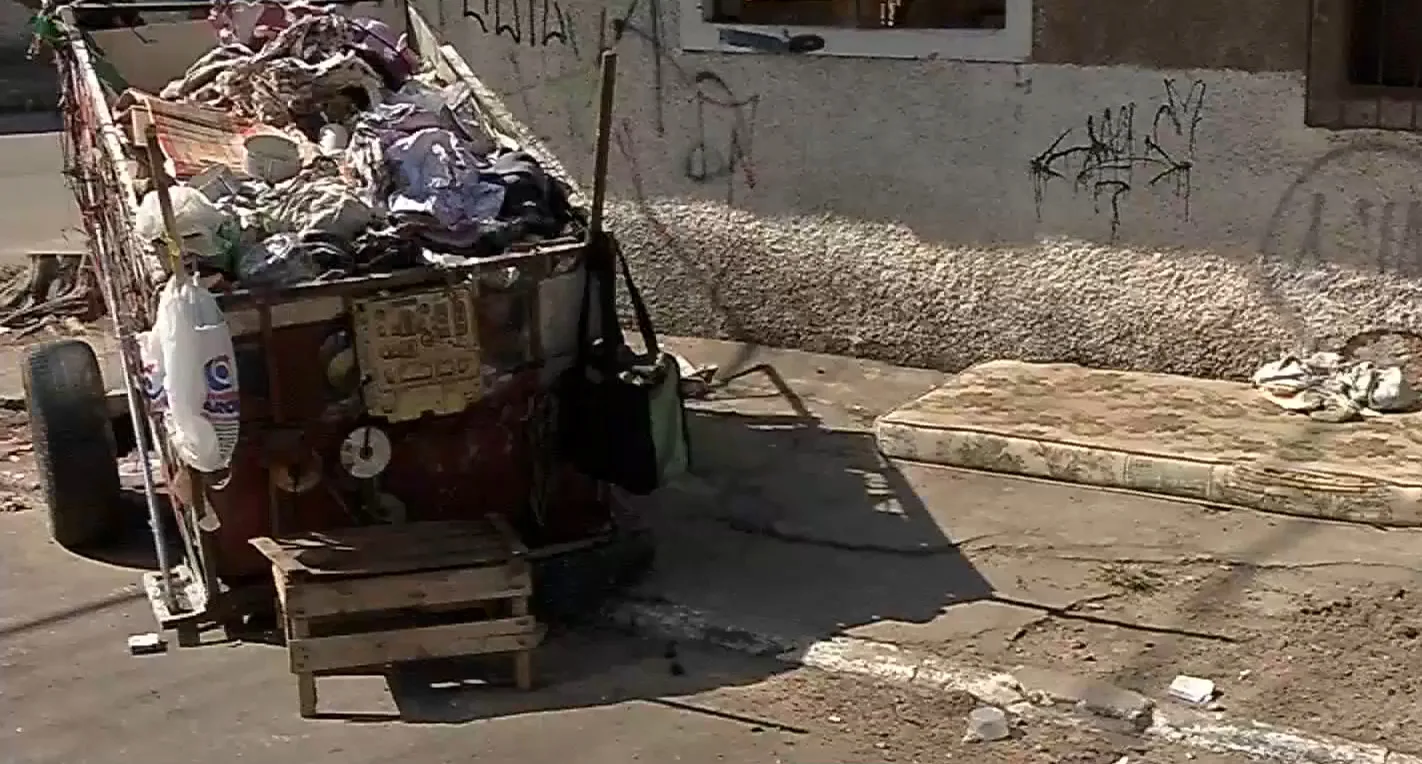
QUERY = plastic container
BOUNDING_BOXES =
[243,133,302,183]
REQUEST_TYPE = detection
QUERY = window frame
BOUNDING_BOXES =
[1306,0,1422,131]
[678,0,1032,61]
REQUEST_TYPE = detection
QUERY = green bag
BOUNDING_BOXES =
[557,233,689,494]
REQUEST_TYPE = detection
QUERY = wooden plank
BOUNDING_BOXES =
[250,537,306,575]
[511,595,532,690]
[288,618,543,673]
[485,513,528,557]
[258,520,515,577]
[299,520,501,546]
[289,538,510,577]
[274,564,318,717]
[287,564,532,619]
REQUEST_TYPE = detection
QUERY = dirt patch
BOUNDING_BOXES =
[0,411,35,512]
[987,557,1422,755]
[702,667,1259,764]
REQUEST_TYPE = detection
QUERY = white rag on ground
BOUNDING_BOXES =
[1251,352,1417,421]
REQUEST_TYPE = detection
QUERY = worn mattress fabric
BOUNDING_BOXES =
[875,360,1422,527]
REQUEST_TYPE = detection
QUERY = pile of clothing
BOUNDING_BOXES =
[1251,352,1417,422]
[135,0,577,289]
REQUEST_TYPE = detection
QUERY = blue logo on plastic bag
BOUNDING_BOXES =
[140,364,163,400]
[205,355,235,393]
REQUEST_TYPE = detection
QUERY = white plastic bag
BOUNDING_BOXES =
[135,330,168,413]
[136,186,231,260]
[154,274,239,473]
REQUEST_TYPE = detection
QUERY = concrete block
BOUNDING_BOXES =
[1014,666,1154,728]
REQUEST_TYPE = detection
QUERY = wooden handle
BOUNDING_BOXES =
[588,50,618,236]
[143,124,184,275]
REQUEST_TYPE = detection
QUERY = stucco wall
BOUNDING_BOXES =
[415,0,1422,380]
[1033,0,1308,72]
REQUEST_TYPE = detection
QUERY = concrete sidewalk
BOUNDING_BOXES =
[642,338,1422,759]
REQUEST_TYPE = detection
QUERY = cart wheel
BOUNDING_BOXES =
[23,339,122,549]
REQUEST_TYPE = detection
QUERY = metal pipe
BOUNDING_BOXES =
[57,7,181,614]
[120,334,179,613]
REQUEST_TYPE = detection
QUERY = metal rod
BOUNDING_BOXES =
[588,50,618,236]
[62,7,178,613]
[121,336,179,613]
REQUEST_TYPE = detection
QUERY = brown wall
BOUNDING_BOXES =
[1034,0,1309,73]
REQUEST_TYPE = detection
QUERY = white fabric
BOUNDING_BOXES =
[1252,352,1417,421]
[261,164,373,241]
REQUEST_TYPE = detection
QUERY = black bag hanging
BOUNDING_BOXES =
[557,232,690,495]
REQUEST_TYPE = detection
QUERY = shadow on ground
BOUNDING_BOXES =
[618,361,997,640]
[15,353,989,724]
[381,630,797,725]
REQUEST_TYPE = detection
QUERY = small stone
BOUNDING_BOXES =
[1238,669,1252,680]
[827,715,842,724]
[962,706,1010,743]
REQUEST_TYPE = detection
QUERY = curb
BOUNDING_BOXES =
[605,598,1418,764]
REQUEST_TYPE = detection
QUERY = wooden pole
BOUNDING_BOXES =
[588,50,618,236]
[143,124,184,276]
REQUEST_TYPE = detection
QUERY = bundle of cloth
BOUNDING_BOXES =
[149,0,579,282]
[160,4,416,127]
[1251,352,1417,422]
[347,100,574,260]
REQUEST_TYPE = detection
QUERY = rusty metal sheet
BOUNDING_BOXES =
[352,285,483,422]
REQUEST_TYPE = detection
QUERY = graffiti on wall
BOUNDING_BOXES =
[462,0,577,50]
[1298,195,1422,274]
[1263,144,1422,279]
[1029,79,1207,240]
[453,0,789,202]
[607,0,760,200]
[682,71,758,194]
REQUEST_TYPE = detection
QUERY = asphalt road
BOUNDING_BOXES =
[0,114,85,263]
[3,503,1266,764]
[0,506,863,764]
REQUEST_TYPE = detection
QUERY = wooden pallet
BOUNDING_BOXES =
[251,516,542,718]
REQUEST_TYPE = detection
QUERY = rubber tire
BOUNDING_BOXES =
[23,339,122,549]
